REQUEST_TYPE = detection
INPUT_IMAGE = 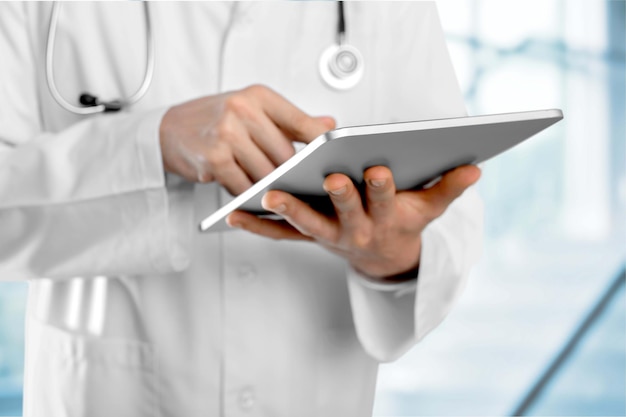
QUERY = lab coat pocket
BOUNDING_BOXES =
[27,320,160,417]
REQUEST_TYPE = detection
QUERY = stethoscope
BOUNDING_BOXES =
[319,2,364,91]
[46,2,155,114]
[46,1,364,115]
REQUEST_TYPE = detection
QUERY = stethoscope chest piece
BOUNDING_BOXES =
[319,43,364,91]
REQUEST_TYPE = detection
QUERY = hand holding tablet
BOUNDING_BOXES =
[200,109,563,233]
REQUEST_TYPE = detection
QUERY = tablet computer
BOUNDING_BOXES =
[199,109,563,232]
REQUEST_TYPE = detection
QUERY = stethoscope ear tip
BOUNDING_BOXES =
[78,93,123,112]
[79,93,98,107]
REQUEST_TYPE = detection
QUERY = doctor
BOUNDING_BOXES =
[0,2,482,417]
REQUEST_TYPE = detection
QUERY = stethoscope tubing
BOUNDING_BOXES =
[45,1,155,114]
[45,1,361,114]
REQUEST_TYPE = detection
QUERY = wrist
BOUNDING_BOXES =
[379,264,420,283]
[354,261,420,284]
[352,237,422,283]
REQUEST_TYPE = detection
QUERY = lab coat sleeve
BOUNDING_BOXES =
[0,3,191,280]
[346,2,483,362]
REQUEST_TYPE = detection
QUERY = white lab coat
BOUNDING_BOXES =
[0,2,483,416]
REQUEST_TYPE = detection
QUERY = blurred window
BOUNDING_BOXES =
[374,0,625,415]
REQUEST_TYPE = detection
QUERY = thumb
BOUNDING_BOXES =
[420,165,481,218]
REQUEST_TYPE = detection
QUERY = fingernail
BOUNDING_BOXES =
[226,218,242,228]
[271,203,287,213]
[328,186,347,196]
[368,179,387,188]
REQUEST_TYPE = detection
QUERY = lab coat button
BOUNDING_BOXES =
[238,386,255,411]
[237,264,257,282]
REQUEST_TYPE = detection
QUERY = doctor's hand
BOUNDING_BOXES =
[159,85,335,195]
[226,165,481,281]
